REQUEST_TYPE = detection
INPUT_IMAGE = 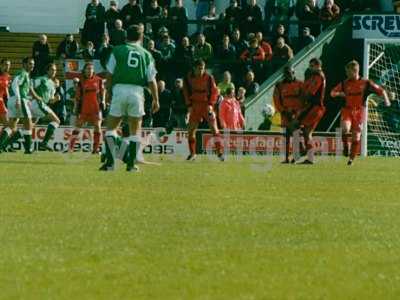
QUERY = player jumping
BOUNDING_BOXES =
[273,65,304,163]
[183,59,224,161]
[100,24,159,172]
[297,58,326,164]
[330,60,390,165]
[68,62,105,154]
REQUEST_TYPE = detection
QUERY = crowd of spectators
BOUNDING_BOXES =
[27,0,400,129]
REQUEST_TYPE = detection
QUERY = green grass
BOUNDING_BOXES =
[1,153,400,299]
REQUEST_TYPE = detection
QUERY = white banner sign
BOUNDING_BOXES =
[3,126,189,156]
[353,15,400,39]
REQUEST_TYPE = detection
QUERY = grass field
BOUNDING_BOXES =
[0,153,400,299]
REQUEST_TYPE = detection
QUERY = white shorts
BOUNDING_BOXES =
[109,84,145,118]
[31,100,52,119]
[7,97,32,119]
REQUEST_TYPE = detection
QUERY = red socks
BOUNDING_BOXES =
[93,132,101,153]
[188,137,196,156]
[342,133,351,155]
[214,133,224,155]
[350,140,360,160]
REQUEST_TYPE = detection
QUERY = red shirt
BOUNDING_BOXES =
[76,75,104,114]
[0,73,11,101]
[183,72,218,106]
[302,71,326,107]
[331,78,384,109]
[273,79,304,112]
[260,41,273,61]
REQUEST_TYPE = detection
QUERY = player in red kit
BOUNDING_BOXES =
[273,65,304,163]
[68,63,106,154]
[183,59,224,161]
[331,60,390,165]
[298,58,326,164]
[0,59,11,125]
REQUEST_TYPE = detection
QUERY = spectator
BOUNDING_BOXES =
[202,4,218,45]
[216,35,237,73]
[242,70,259,97]
[120,0,143,29]
[271,24,290,47]
[105,0,120,32]
[240,37,265,79]
[236,86,246,114]
[272,37,294,71]
[56,34,79,59]
[231,29,248,59]
[97,33,113,63]
[139,22,151,48]
[155,26,170,48]
[298,27,315,50]
[297,0,321,37]
[153,80,172,127]
[146,0,162,38]
[319,0,341,29]
[168,0,188,43]
[194,0,213,32]
[264,0,278,35]
[147,40,162,77]
[218,71,235,96]
[194,33,213,62]
[109,19,127,46]
[218,87,245,130]
[158,34,176,85]
[174,36,194,77]
[169,78,188,129]
[255,32,273,62]
[242,0,263,36]
[32,34,52,77]
[82,0,106,48]
[159,0,172,9]
[223,0,242,34]
[80,41,96,59]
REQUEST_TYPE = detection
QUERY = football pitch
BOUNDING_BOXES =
[0,153,399,299]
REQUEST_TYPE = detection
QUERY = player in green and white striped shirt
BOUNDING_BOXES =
[100,24,159,172]
[0,57,40,154]
[31,63,61,151]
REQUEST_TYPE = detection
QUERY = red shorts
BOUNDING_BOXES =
[0,98,7,116]
[189,104,210,124]
[79,112,101,124]
[300,106,326,131]
[341,107,365,132]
